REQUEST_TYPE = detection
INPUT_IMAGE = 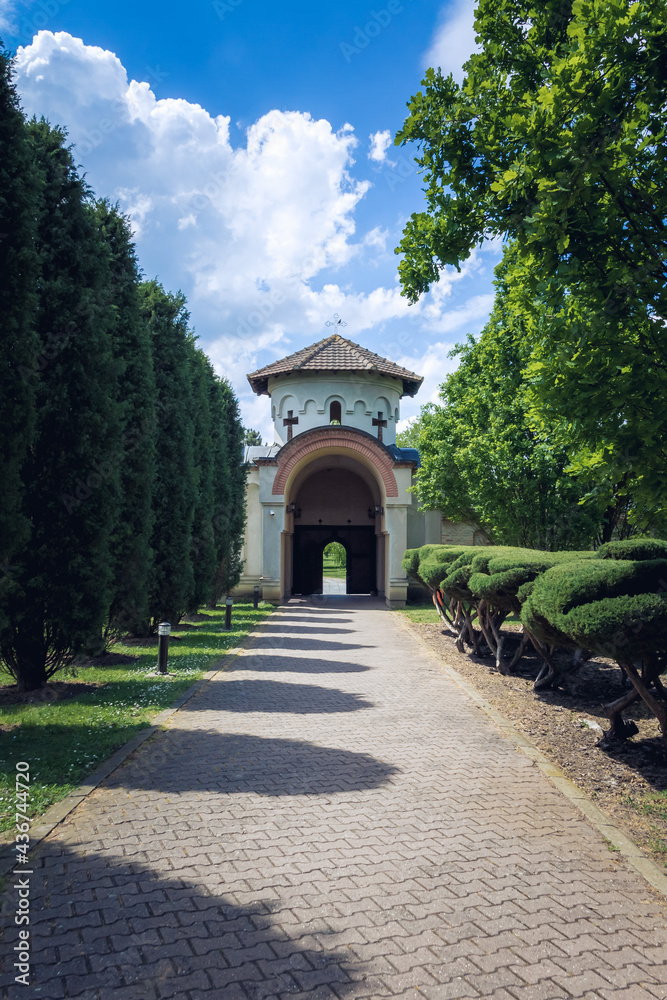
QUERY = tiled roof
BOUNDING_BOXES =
[247,334,423,397]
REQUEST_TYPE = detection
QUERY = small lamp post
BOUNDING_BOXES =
[225,596,233,630]
[253,585,259,609]
[157,622,171,674]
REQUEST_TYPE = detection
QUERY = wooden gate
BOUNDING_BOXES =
[292,526,376,595]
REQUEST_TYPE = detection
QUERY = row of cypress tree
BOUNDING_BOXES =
[0,50,247,692]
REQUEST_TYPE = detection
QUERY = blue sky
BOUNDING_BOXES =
[2,0,498,438]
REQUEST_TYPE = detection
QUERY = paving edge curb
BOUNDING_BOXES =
[0,609,277,876]
[394,611,667,900]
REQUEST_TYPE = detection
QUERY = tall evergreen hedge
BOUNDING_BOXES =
[188,346,218,613]
[1,120,122,690]
[92,200,157,640]
[0,52,248,688]
[0,49,39,633]
[210,378,246,601]
[140,281,197,626]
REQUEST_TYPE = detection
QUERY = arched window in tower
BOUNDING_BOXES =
[329,401,342,425]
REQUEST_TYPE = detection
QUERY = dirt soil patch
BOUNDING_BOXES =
[0,680,105,708]
[403,618,667,869]
[77,652,138,667]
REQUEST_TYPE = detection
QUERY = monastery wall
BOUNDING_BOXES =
[268,372,402,446]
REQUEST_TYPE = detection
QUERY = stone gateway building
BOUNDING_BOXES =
[237,334,475,607]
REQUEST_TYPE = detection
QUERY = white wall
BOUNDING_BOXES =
[268,372,403,446]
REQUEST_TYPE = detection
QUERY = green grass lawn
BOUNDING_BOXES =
[395,601,522,626]
[322,559,346,579]
[394,601,441,624]
[0,601,274,833]
[622,791,667,856]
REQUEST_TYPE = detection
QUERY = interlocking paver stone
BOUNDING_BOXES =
[2,595,667,999]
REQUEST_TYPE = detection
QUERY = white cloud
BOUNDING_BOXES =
[424,0,480,85]
[13,30,495,433]
[395,340,461,425]
[368,129,393,163]
[422,293,494,334]
[0,0,16,33]
[14,33,371,323]
[363,226,389,251]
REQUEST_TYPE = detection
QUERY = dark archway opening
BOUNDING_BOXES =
[292,527,376,596]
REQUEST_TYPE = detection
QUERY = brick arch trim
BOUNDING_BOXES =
[272,428,399,497]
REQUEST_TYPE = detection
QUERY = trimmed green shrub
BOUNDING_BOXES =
[521,558,667,663]
[439,546,502,603]
[597,538,667,562]
[521,557,667,743]
[469,549,596,613]
[418,546,471,591]
[401,545,470,591]
[402,547,423,582]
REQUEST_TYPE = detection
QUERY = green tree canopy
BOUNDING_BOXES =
[409,296,604,550]
[396,2,667,523]
[493,245,667,532]
[395,0,667,323]
[243,428,263,446]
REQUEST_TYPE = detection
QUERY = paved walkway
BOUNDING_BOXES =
[3,597,667,1000]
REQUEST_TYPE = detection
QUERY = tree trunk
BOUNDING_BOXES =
[506,630,530,672]
[621,659,667,755]
[601,685,641,743]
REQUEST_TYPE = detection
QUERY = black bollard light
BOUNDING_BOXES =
[157,622,171,674]
[225,597,233,630]
[253,585,259,609]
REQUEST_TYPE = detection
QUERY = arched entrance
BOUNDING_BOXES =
[287,459,382,596]
[293,526,376,595]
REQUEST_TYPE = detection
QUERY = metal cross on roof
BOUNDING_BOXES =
[325,313,347,329]
[283,409,299,442]
[372,410,387,443]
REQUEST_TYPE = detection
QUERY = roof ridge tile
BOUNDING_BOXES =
[247,334,423,397]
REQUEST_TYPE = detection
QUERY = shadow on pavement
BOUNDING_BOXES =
[184,679,373,714]
[269,616,352,624]
[110,731,399,796]
[254,624,355,635]
[233,655,370,674]
[6,845,367,998]
[248,637,374,652]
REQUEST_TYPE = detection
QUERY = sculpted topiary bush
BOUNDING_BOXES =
[522,558,667,747]
[401,544,451,590]
[402,544,482,648]
[418,546,471,591]
[437,546,503,654]
[402,539,667,752]
[597,538,667,562]
[468,549,565,672]
[468,549,597,678]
